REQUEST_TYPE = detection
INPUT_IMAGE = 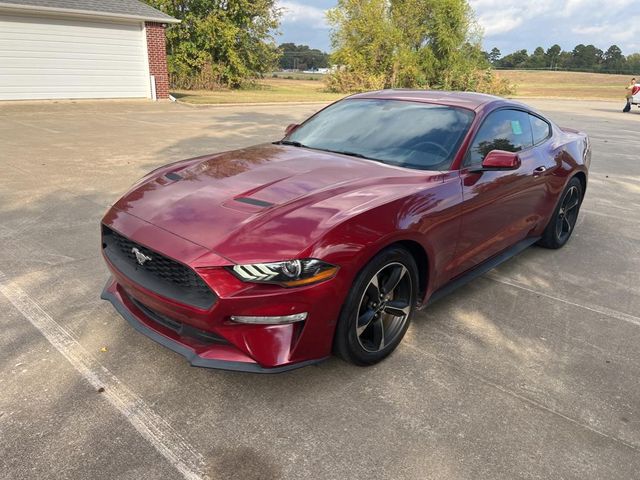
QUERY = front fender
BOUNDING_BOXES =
[305,173,463,305]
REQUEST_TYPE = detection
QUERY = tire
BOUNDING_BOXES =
[334,246,419,365]
[537,177,583,249]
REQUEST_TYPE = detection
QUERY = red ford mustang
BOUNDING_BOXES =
[101,90,590,372]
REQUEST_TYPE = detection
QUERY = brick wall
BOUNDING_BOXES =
[145,22,170,99]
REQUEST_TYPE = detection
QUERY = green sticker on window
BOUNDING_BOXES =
[511,120,523,135]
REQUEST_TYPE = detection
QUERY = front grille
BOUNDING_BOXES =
[106,227,208,292]
[131,297,227,345]
[102,225,217,309]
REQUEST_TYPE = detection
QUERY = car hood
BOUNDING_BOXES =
[112,144,440,263]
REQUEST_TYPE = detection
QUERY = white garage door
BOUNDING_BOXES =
[0,13,150,100]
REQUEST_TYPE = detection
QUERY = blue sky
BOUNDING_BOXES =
[277,0,640,55]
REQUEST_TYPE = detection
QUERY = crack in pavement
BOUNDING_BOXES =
[403,341,640,453]
[486,273,640,328]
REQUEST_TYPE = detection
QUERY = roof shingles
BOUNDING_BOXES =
[0,0,177,22]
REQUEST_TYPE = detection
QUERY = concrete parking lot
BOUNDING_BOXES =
[0,98,639,480]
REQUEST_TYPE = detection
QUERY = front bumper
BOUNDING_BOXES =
[101,277,328,373]
[99,210,347,372]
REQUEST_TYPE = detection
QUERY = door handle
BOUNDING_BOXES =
[533,166,547,175]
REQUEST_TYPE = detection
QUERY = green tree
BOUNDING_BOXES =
[488,47,501,65]
[326,0,512,94]
[498,49,529,68]
[144,0,281,88]
[556,51,572,69]
[525,47,546,68]
[327,0,398,91]
[545,44,561,69]
[571,44,603,70]
[603,45,625,72]
[279,43,330,70]
[626,53,640,73]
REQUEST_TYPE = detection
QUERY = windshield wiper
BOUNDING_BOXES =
[275,143,386,164]
[275,140,305,147]
[325,149,387,163]
[333,151,369,159]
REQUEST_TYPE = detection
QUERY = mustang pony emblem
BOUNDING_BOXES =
[131,247,152,266]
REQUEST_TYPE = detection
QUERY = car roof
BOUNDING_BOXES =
[347,89,524,112]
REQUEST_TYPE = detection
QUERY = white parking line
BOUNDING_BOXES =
[0,270,209,480]
[13,119,61,134]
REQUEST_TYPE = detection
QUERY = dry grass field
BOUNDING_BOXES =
[497,70,633,100]
[173,70,634,104]
[173,77,342,104]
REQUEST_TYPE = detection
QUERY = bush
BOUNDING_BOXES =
[169,61,226,90]
[325,67,515,96]
[326,0,515,96]
[324,69,388,93]
[461,69,515,96]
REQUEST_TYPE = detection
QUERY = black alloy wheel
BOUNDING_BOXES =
[555,184,581,244]
[334,247,419,365]
[355,262,412,353]
[538,177,583,249]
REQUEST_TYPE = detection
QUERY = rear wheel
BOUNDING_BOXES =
[334,247,419,365]
[537,177,583,249]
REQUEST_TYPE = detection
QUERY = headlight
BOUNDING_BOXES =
[230,259,338,287]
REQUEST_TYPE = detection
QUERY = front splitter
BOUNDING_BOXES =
[100,280,327,374]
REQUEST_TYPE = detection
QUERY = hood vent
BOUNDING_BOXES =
[234,197,274,208]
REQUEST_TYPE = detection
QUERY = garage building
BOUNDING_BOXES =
[0,0,178,100]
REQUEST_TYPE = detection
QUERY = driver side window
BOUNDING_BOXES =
[465,109,534,166]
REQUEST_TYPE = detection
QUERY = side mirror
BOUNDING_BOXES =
[473,150,521,172]
[284,123,300,136]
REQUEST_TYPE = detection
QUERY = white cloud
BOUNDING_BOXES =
[276,0,640,54]
[469,0,640,53]
[611,28,638,43]
[279,1,329,29]
[476,10,524,35]
[470,0,555,16]
[571,25,607,35]
[561,0,634,16]
[470,1,555,37]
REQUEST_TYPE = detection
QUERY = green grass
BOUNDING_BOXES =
[270,71,327,81]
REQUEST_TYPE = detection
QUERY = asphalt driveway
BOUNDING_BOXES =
[0,98,639,480]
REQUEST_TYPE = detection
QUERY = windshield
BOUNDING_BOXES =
[285,99,475,171]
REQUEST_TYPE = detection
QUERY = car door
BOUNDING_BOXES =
[450,108,551,277]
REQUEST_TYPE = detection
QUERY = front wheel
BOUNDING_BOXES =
[537,177,583,249]
[334,247,419,366]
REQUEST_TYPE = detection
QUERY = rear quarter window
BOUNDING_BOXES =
[530,115,552,145]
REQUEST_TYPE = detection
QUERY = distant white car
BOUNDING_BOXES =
[631,86,640,105]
